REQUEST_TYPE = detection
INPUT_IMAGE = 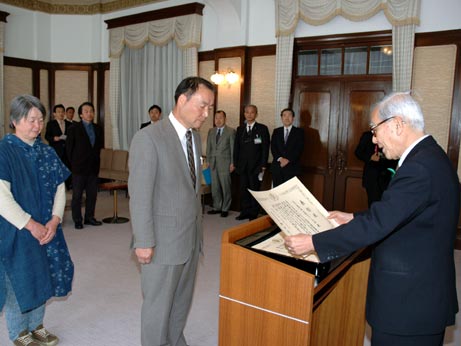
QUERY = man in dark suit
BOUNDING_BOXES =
[129,77,215,346]
[66,102,104,229]
[270,108,304,187]
[206,110,236,217]
[140,104,162,129]
[234,104,270,220]
[65,106,75,125]
[46,104,72,189]
[285,92,459,346]
[355,130,397,206]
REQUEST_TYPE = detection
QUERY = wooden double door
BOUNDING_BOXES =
[292,79,391,212]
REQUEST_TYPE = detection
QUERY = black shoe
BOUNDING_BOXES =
[235,214,248,220]
[75,222,83,229]
[249,216,257,221]
[84,218,102,226]
[220,211,229,217]
[207,210,221,215]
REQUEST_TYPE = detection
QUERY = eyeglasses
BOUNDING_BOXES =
[370,116,395,136]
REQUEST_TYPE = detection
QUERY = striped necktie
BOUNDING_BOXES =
[186,130,196,189]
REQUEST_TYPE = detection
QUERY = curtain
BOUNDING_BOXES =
[108,13,202,149]
[274,0,421,118]
[118,41,183,150]
[275,34,294,127]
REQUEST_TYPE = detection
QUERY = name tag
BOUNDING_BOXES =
[254,137,262,144]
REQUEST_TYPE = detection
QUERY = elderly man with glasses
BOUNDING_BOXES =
[285,92,459,346]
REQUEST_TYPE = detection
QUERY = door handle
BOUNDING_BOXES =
[336,150,346,175]
[328,155,335,175]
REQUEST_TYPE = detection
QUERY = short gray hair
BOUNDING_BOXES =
[10,95,46,128]
[377,92,425,131]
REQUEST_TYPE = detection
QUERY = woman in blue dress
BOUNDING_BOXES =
[0,95,74,346]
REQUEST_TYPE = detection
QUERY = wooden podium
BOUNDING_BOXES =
[219,216,370,346]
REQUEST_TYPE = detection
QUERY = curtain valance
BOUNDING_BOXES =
[109,13,202,58]
[276,0,420,36]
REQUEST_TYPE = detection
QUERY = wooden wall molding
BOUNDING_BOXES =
[105,2,204,29]
[4,56,109,127]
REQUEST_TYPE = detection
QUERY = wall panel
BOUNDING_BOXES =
[250,55,276,133]
[250,55,276,161]
[4,65,33,133]
[412,45,457,152]
[55,70,88,117]
[198,60,215,153]
[216,57,241,131]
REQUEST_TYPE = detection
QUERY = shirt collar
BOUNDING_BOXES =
[398,134,429,167]
[169,112,189,139]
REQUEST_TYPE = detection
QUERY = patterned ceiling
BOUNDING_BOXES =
[0,0,167,14]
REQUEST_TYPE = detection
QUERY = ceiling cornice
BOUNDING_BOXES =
[0,0,167,14]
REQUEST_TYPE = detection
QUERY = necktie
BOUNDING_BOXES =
[247,125,252,135]
[284,128,289,144]
[85,123,95,146]
[216,128,221,144]
[186,130,196,189]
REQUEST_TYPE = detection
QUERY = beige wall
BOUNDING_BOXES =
[250,55,276,134]
[4,66,33,133]
[411,44,459,178]
[55,70,89,119]
[198,60,215,154]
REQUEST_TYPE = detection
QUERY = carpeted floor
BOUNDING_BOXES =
[0,190,460,345]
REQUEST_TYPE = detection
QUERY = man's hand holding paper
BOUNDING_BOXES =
[249,177,340,261]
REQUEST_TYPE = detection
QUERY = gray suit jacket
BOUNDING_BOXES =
[206,125,235,172]
[128,117,202,265]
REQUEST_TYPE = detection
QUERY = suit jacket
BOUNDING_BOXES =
[45,119,70,160]
[128,117,202,265]
[313,136,459,335]
[206,125,236,172]
[66,121,103,176]
[355,131,397,191]
[233,122,270,175]
[140,121,153,129]
[270,126,304,183]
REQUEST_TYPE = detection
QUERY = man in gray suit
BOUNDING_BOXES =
[128,76,215,346]
[206,110,236,217]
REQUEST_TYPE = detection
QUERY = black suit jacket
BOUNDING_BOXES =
[66,121,103,176]
[233,122,270,175]
[313,136,459,335]
[355,131,397,192]
[45,119,70,160]
[270,126,304,186]
[140,121,152,129]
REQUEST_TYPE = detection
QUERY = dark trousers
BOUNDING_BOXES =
[239,169,261,218]
[371,328,444,346]
[71,174,98,222]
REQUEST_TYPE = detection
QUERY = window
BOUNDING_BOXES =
[369,46,393,74]
[298,50,318,76]
[297,43,392,77]
[320,48,342,75]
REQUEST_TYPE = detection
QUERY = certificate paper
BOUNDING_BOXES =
[249,177,338,262]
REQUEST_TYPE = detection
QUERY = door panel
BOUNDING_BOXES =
[292,79,391,213]
[335,81,391,212]
[293,81,340,210]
